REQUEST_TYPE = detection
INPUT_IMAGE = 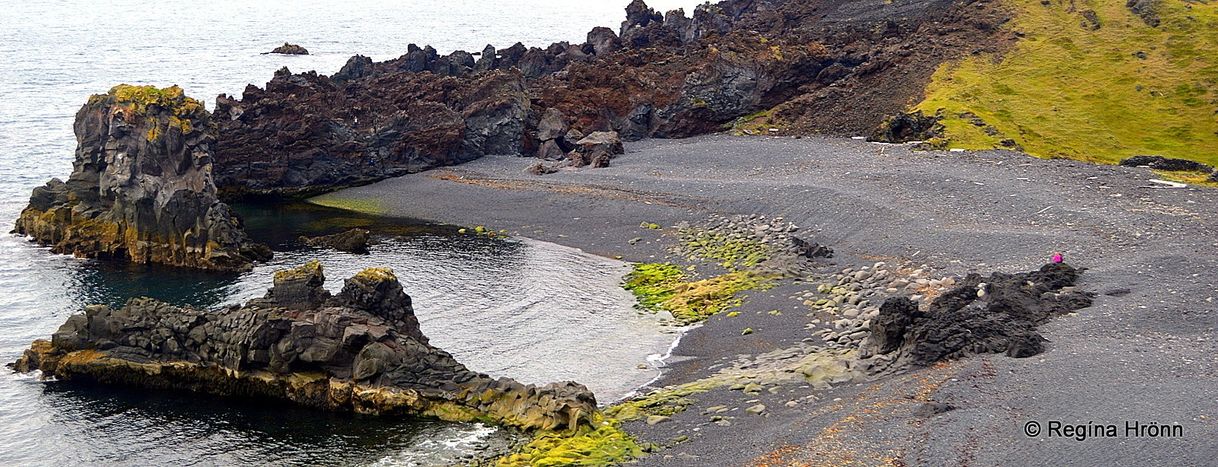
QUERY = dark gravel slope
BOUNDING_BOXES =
[319,135,1217,465]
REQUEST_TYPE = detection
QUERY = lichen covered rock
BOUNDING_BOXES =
[10,262,597,431]
[13,85,271,271]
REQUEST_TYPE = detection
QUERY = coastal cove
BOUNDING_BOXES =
[0,201,679,465]
[3,0,1217,465]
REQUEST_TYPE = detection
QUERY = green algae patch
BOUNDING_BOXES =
[605,380,719,422]
[307,195,386,215]
[497,415,643,467]
[623,263,686,311]
[917,0,1218,165]
[624,263,776,324]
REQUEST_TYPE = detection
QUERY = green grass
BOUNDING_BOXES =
[917,0,1218,165]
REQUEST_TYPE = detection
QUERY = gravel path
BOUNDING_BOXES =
[319,135,1218,465]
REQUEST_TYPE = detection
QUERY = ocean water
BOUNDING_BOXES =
[0,1,699,464]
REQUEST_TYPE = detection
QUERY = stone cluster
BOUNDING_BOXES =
[676,214,833,276]
[800,261,955,350]
[11,262,597,431]
[531,107,626,172]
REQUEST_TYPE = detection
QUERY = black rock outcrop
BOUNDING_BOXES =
[863,264,1093,369]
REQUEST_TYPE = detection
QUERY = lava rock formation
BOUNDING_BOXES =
[11,261,597,431]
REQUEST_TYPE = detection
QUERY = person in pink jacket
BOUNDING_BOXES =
[1052,251,1064,264]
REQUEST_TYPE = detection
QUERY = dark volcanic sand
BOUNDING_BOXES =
[318,135,1218,465]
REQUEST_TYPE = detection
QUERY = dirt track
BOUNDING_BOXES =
[318,134,1218,465]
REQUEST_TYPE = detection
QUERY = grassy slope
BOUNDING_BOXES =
[917,0,1218,165]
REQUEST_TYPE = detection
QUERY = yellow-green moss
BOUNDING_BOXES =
[497,414,643,467]
[354,267,396,282]
[917,0,1218,165]
[623,263,775,324]
[273,260,323,282]
[106,84,205,119]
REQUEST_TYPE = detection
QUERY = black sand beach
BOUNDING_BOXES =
[316,135,1218,465]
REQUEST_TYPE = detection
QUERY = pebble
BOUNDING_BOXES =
[745,404,767,415]
[785,401,799,408]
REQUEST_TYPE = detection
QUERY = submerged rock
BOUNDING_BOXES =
[299,228,371,254]
[13,85,271,272]
[862,263,1093,369]
[10,262,597,431]
[269,43,309,55]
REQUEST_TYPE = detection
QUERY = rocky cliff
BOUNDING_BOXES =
[13,85,271,271]
[11,261,597,431]
[211,0,1012,196]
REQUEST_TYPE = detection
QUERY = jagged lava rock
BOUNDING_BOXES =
[13,85,271,272]
[207,0,1011,195]
[11,262,597,431]
[212,68,529,197]
[863,263,1094,369]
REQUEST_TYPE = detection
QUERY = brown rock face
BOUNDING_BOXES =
[205,0,1011,196]
[13,85,271,272]
[10,262,597,432]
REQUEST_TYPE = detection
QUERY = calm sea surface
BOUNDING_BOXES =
[0,1,697,464]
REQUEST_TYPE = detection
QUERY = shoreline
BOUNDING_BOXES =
[316,134,1218,465]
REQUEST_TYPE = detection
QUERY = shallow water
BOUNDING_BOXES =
[0,0,700,464]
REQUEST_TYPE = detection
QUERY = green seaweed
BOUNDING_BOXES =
[496,414,643,467]
[623,263,775,324]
